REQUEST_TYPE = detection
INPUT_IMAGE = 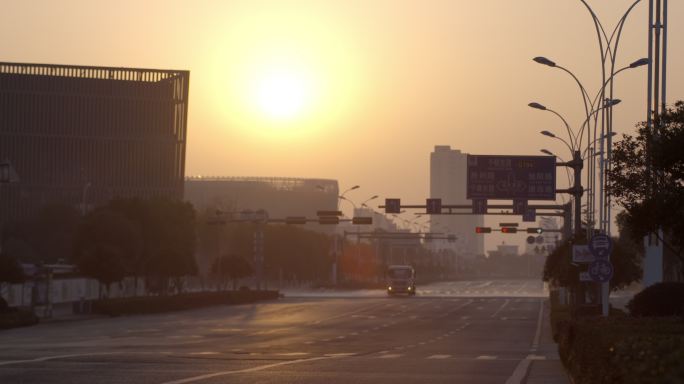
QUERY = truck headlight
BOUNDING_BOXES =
[388,286,393,291]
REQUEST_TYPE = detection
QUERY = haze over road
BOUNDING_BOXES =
[0,279,561,384]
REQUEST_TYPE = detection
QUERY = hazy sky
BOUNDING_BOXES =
[1,0,681,250]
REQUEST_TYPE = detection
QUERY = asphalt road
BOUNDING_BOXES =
[0,279,554,384]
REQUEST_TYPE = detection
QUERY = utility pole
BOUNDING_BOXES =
[556,151,583,238]
[643,0,667,287]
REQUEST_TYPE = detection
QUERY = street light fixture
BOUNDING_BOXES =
[533,56,556,67]
[361,195,379,208]
[528,102,546,111]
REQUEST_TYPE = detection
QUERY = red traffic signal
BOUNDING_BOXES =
[501,227,518,234]
[475,227,492,234]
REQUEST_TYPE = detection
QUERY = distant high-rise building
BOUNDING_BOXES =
[0,62,189,227]
[429,145,484,256]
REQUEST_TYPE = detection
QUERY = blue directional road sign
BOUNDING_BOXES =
[522,208,536,222]
[472,199,487,214]
[385,198,401,214]
[426,198,442,214]
[466,155,556,200]
[589,234,613,261]
[513,199,527,215]
[588,260,614,283]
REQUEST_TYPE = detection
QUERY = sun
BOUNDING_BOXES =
[250,66,315,121]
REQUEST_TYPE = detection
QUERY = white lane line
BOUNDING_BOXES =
[476,355,498,360]
[308,302,385,325]
[0,352,121,366]
[490,299,511,318]
[277,352,309,356]
[378,354,402,359]
[531,299,544,351]
[160,356,337,384]
[504,355,534,384]
[427,354,451,359]
[189,352,219,356]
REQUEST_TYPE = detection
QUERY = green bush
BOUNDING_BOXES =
[0,308,39,329]
[628,282,684,317]
[557,317,684,383]
[92,290,279,316]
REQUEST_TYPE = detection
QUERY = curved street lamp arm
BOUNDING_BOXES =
[556,65,592,127]
[551,135,574,155]
[547,109,577,150]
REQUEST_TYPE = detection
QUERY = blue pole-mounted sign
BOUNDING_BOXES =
[589,234,613,261]
[466,155,556,200]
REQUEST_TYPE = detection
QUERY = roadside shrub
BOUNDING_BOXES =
[627,282,684,317]
[557,317,684,383]
[92,290,279,316]
[0,308,39,329]
[0,297,9,313]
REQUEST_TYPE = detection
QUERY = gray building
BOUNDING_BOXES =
[185,176,338,232]
[0,62,189,227]
[429,145,484,257]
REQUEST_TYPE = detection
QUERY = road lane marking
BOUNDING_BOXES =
[378,354,402,359]
[504,355,534,384]
[490,299,511,318]
[0,352,121,366]
[427,354,451,359]
[531,299,544,351]
[476,355,498,360]
[277,352,309,356]
[159,356,336,384]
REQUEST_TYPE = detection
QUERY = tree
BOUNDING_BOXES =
[608,100,684,277]
[105,198,198,294]
[1,203,81,264]
[211,254,254,290]
[73,209,141,298]
[0,253,25,306]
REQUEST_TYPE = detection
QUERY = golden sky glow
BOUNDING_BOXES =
[1,0,682,250]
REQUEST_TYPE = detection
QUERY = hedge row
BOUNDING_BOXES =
[557,316,684,384]
[92,290,280,316]
[0,308,39,330]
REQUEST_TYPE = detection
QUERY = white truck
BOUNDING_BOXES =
[385,265,416,296]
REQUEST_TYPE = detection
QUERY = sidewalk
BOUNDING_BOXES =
[525,300,570,384]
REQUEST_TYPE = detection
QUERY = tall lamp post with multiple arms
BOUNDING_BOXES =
[529,100,620,238]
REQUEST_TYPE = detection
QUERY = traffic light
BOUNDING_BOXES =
[475,227,492,234]
[526,227,544,234]
[318,216,340,225]
[285,216,307,225]
[501,227,518,234]
[317,210,342,217]
[352,217,373,225]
